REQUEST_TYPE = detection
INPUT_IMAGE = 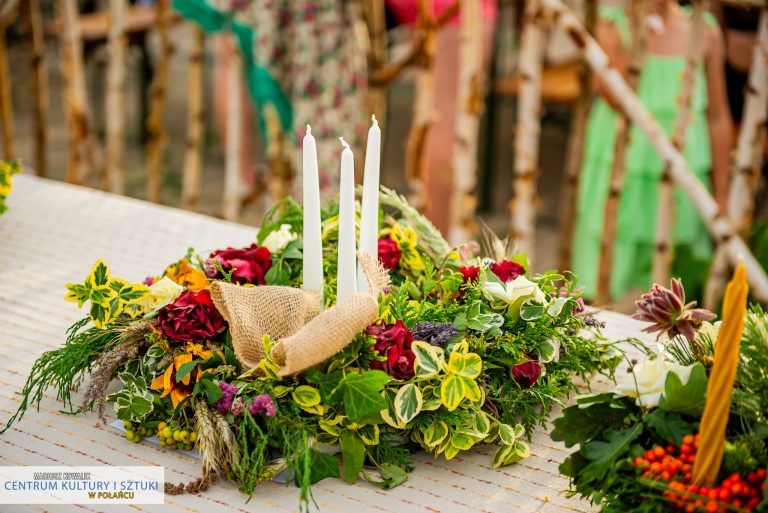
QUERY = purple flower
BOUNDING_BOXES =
[410,322,459,348]
[216,381,239,414]
[204,259,220,279]
[143,276,156,286]
[248,394,277,417]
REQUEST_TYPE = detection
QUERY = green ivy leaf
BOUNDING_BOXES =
[305,370,344,404]
[339,430,365,484]
[341,371,391,424]
[305,449,340,485]
[658,363,707,417]
[379,463,408,488]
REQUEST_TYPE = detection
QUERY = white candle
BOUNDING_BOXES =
[357,115,382,292]
[337,137,357,302]
[302,125,324,298]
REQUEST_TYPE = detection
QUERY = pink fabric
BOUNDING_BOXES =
[385,0,497,25]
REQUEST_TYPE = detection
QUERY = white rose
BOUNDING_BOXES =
[614,358,695,408]
[261,224,296,253]
[141,277,184,315]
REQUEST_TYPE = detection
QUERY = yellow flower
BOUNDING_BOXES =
[149,343,221,408]
[391,223,424,272]
[165,259,210,291]
[150,353,199,408]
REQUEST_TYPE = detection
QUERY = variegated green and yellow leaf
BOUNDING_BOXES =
[393,383,423,425]
[89,302,113,329]
[292,385,321,408]
[110,278,149,305]
[411,341,445,378]
[440,374,466,411]
[421,420,449,449]
[64,283,90,307]
[87,259,111,288]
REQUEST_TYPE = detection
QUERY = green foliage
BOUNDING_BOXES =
[339,371,391,424]
[1,318,124,434]
[657,363,707,416]
[0,158,21,215]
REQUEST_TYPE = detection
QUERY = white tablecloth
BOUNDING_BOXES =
[0,176,655,513]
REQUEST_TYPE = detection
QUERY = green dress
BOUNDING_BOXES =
[572,6,715,300]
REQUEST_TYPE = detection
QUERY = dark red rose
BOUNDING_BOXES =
[366,320,416,380]
[491,260,526,283]
[378,237,402,270]
[459,266,480,284]
[157,289,226,343]
[209,244,272,285]
[511,359,541,388]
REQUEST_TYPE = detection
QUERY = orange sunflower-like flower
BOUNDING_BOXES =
[149,343,221,408]
[164,259,210,292]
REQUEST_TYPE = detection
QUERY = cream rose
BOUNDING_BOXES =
[614,358,694,408]
[261,224,296,253]
[481,275,547,319]
[141,277,185,315]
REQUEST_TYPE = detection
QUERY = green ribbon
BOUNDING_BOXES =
[172,0,293,141]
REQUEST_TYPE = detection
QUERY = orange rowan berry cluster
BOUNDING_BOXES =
[633,434,766,512]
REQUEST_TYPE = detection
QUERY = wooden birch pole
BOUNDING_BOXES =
[705,8,768,308]
[448,0,484,244]
[363,0,388,126]
[181,25,205,211]
[21,0,48,176]
[540,0,768,303]
[405,0,437,211]
[511,0,545,265]
[146,0,174,202]
[0,1,17,161]
[557,0,597,271]
[595,0,648,305]
[221,41,242,221]
[652,0,708,285]
[58,0,94,184]
[265,104,291,209]
[105,0,127,194]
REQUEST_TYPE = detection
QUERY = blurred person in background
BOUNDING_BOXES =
[572,0,733,300]
[386,0,498,235]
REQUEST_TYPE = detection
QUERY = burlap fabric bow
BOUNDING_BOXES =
[210,253,390,376]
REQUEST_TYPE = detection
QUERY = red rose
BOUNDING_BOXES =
[491,260,526,283]
[511,359,541,388]
[378,237,402,270]
[459,266,480,284]
[366,320,416,380]
[209,243,272,285]
[157,289,226,343]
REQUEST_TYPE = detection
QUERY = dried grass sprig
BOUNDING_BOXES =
[79,320,154,423]
[194,398,240,478]
[377,185,451,260]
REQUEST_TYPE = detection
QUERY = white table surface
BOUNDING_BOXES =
[0,175,655,513]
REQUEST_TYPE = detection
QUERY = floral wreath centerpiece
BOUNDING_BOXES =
[3,119,623,508]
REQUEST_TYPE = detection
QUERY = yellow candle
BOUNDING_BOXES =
[692,263,749,486]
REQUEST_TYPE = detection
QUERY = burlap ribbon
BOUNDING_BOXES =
[210,252,390,376]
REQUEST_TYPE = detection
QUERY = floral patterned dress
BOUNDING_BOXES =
[233,0,369,196]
